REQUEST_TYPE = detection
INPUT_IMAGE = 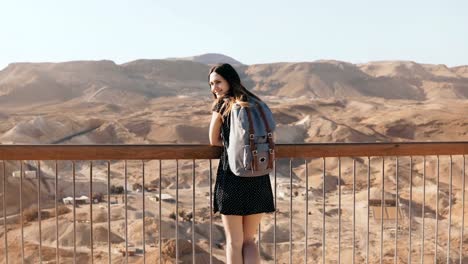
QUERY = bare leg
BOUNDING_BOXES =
[242,213,263,264]
[222,214,244,264]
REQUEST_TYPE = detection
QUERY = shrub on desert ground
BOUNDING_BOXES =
[110,185,124,194]
[22,206,51,222]
[52,205,71,216]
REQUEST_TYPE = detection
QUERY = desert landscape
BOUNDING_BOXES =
[0,53,467,263]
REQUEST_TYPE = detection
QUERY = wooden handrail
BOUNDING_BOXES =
[0,142,467,160]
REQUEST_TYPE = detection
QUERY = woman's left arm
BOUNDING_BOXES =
[209,112,223,146]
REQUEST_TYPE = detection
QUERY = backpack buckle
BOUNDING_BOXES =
[249,134,255,140]
[252,150,258,156]
[269,149,274,154]
[267,133,273,138]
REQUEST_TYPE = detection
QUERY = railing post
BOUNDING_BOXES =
[20,161,24,264]
[176,159,179,264]
[289,158,293,264]
[421,156,426,264]
[124,160,128,263]
[409,157,412,264]
[447,156,453,263]
[352,158,356,264]
[192,159,196,264]
[107,161,111,264]
[2,161,8,264]
[209,159,213,264]
[142,160,146,264]
[37,161,43,264]
[435,155,440,263]
[274,159,277,263]
[338,157,342,264]
[305,159,309,264]
[158,160,162,264]
[380,157,384,264]
[55,161,59,264]
[460,155,466,264]
[367,157,370,264]
[72,161,76,264]
[89,161,94,264]
[322,157,326,264]
[394,156,399,264]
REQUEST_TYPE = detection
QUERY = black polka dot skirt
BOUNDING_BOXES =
[213,157,275,215]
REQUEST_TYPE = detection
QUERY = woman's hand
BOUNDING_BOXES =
[209,112,223,146]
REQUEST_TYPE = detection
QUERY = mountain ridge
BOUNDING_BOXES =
[1,55,468,107]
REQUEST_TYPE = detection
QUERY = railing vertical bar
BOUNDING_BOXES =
[142,161,146,264]
[107,161,111,264]
[209,159,213,264]
[409,156,413,264]
[460,155,465,264]
[435,155,440,264]
[20,161,24,264]
[322,157,326,264]
[289,158,293,264]
[2,161,8,264]
[258,222,261,254]
[421,156,426,264]
[37,161,42,264]
[305,159,309,264]
[353,158,356,264]
[447,155,453,263]
[366,157,370,264]
[124,160,128,263]
[89,161,94,264]
[192,159,196,264]
[395,157,399,264]
[176,159,179,264]
[159,160,162,264]
[338,157,342,264]
[72,161,76,264]
[274,159,277,264]
[380,157,384,264]
[55,161,59,264]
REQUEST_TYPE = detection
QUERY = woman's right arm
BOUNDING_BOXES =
[209,112,223,146]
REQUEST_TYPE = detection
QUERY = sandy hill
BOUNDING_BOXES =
[452,65,468,78]
[165,53,244,66]
[359,60,465,79]
[0,60,210,108]
[245,61,425,100]
[122,59,209,81]
[359,61,468,100]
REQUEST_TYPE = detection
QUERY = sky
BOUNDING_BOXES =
[0,0,467,70]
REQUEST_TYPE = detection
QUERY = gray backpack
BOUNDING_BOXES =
[226,97,276,177]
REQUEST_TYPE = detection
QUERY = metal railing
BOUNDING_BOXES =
[0,142,467,263]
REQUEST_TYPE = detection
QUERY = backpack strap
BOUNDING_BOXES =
[220,128,229,172]
[245,107,259,172]
[257,103,275,170]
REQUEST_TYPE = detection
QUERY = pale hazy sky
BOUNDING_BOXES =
[1,0,467,70]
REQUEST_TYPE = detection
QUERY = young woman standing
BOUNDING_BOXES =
[208,63,275,264]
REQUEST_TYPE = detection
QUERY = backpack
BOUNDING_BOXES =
[226,97,276,177]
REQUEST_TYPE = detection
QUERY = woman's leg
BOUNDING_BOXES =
[221,214,244,264]
[242,213,263,264]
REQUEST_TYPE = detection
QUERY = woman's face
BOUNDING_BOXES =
[209,72,230,98]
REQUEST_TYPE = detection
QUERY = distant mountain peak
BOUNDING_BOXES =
[166,53,244,66]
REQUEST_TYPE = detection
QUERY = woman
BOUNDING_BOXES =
[208,63,275,264]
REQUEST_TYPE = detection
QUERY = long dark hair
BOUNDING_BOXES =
[209,63,261,119]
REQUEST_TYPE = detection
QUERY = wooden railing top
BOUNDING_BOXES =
[0,142,467,160]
